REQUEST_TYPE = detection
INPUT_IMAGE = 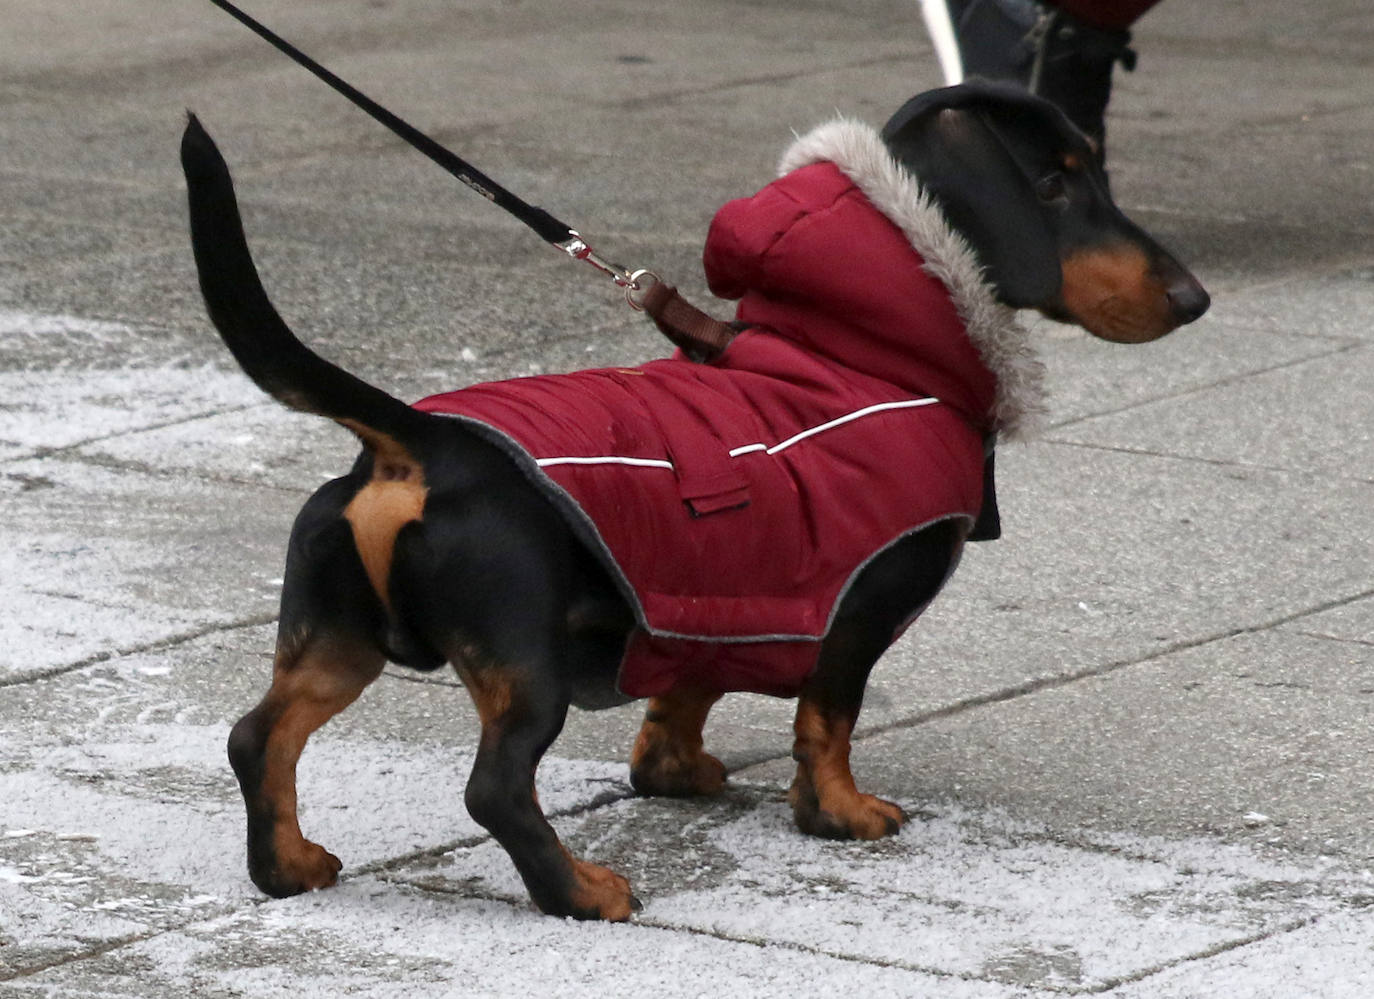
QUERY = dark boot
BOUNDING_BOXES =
[931,0,1136,155]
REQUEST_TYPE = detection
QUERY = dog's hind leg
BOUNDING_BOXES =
[399,494,640,919]
[229,629,384,896]
[457,655,639,920]
[228,478,388,897]
[629,685,727,797]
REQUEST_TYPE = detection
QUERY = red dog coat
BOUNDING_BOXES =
[415,119,1044,699]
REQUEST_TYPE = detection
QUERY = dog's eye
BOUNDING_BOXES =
[1036,172,1067,204]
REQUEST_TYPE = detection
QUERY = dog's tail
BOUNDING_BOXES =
[180,113,431,467]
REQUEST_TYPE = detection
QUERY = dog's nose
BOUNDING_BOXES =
[1167,276,1210,326]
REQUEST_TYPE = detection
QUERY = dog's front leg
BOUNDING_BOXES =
[629,684,727,798]
[458,663,640,920]
[789,522,963,839]
[787,629,907,841]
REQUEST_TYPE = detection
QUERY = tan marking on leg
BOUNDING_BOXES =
[630,685,726,797]
[789,699,905,840]
[458,665,639,921]
[255,636,384,891]
[558,842,639,921]
[455,666,515,727]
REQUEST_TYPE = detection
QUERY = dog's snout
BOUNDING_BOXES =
[1167,276,1210,326]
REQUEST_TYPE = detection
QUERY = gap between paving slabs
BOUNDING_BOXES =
[1043,337,1366,446]
[0,613,278,691]
[383,572,1374,777]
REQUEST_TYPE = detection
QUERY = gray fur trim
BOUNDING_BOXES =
[778,118,1046,440]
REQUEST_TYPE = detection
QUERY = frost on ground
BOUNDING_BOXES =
[0,457,289,678]
[0,719,626,978]
[4,722,1371,996]
[397,788,1372,992]
[0,312,353,680]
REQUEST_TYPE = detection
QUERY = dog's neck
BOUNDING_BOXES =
[778,119,1046,440]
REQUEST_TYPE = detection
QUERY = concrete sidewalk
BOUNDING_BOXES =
[1,0,1371,994]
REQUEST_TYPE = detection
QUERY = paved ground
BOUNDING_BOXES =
[1,0,1372,995]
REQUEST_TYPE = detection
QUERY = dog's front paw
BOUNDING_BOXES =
[788,774,907,841]
[630,744,727,798]
[251,838,343,898]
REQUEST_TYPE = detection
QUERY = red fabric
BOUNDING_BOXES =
[414,162,992,699]
[1049,0,1162,31]
[705,163,1000,438]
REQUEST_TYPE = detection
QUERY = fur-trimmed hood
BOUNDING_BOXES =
[703,118,1045,440]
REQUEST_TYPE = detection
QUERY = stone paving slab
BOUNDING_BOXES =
[0,361,262,460]
[1209,266,1374,343]
[5,666,1369,999]
[393,789,1371,993]
[0,737,623,983]
[0,311,200,382]
[1110,911,1374,999]
[0,228,675,377]
[0,456,292,680]
[0,638,631,980]
[8,612,1367,995]
[871,436,1374,694]
[739,628,1374,858]
[1282,596,1374,647]
[10,305,1370,756]
[70,403,356,492]
[1039,325,1336,428]
[28,406,1371,765]
[1049,342,1374,484]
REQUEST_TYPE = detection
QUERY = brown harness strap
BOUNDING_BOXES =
[637,280,737,362]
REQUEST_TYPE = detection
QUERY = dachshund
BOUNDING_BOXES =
[181,81,1208,921]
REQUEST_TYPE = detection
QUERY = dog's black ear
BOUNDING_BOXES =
[881,84,1062,308]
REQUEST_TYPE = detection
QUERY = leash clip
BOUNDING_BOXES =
[558,231,642,289]
[555,232,668,317]
[555,233,731,363]
[557,234,667,314]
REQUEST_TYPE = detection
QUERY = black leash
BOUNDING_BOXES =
[200,0,736,359]
[202,0,642,284]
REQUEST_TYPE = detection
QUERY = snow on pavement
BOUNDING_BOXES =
[2,697,1372,995]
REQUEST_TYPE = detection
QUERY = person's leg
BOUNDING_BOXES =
[932,0,1161,154]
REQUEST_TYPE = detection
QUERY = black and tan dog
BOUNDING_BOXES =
[182,82,1207,921]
